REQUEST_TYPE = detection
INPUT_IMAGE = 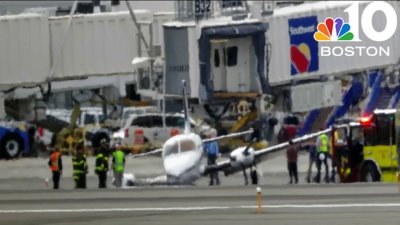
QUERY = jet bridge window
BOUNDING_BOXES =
[214,49,220,67]
[226,46,238,67]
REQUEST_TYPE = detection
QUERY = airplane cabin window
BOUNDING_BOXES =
[227,46,238,67]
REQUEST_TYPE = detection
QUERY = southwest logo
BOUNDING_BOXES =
[290,44,312,74]
[288,16,319,75]
[314,17,353,41]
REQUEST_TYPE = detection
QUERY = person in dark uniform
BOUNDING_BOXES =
[48,148,62,189]
[95,139,109,188]
[72,142,88,189]
[286,140,298,184]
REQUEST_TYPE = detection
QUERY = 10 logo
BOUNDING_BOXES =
[315,1,397,42]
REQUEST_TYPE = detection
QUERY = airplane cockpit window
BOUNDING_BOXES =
[164,141,179,156]
[164,139,196,157]
[180,139,196,152]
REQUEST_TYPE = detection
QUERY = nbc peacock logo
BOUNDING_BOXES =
[314,17,354,41]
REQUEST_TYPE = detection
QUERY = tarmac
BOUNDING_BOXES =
[0,151,315,189]
[1,184,400,225]
[1,152,400,225]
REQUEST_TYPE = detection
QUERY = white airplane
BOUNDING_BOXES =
[203,128,331,185]
[122,80,253,186]
[122,80,332,186]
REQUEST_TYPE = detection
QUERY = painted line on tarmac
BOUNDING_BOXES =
[2,203,400,213]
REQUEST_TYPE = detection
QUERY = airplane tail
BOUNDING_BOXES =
[182,80,191,134]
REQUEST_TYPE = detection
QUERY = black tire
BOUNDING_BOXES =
[250,170,258,185]
[361,162,381,182]
[91,132,110,149]
[0,132,24,159]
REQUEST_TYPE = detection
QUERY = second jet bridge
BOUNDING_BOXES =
[162,19,269,103]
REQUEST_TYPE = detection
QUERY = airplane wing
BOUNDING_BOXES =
[204,127,337,176]
[132,148,163,158]
[132,128,254,158]
[203,128,253,143]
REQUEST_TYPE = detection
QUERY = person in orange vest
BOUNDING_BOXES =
[48,148,63,189]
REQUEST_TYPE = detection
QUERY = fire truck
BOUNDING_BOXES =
[331,109,399,183]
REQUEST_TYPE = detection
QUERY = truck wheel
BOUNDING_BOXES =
[92,132,110,148]
[361,163,381,182]
[0,132,24,159]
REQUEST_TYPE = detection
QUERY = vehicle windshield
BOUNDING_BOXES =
[334,128,347,145]
[84,114,96,125]
[350,126,363,143]
[121,112,134,127]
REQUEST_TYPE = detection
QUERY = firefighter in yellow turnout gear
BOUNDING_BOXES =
[95,140,109,188]
[72,141,88,189]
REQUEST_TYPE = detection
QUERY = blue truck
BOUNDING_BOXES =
[0,124,30,159]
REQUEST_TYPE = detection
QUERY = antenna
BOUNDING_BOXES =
[182,80,191,134]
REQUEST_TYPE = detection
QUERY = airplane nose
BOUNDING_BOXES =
[163,151,201,178]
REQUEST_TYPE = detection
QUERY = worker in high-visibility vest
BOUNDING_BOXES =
[112,146,125,188]
[95,139,109,188]
[315,128,330,183]
[48,148,63,189]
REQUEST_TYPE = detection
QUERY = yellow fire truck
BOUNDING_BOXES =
[331,109,399,183]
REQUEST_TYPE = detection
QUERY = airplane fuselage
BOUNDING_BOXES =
[162,132,204,185]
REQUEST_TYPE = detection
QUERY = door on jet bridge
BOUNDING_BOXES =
[211,41,227,92]
[225,37,251,92]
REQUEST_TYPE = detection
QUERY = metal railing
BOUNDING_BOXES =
[174,0,249,22]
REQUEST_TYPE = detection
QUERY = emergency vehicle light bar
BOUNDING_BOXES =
[360,116,372,125]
